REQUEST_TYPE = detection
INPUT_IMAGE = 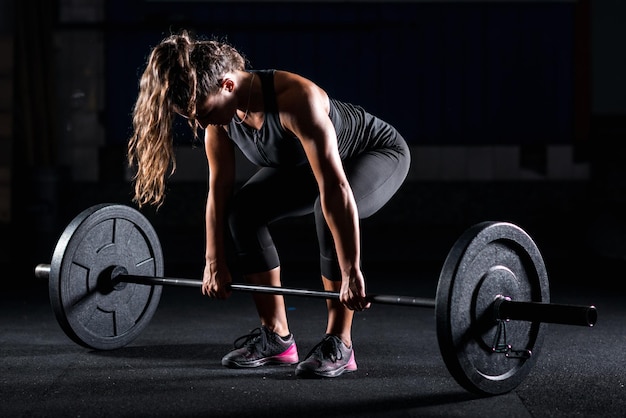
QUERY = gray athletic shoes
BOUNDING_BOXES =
[295,334,357,378]
[222,328,356,378]
[221,326,299,368]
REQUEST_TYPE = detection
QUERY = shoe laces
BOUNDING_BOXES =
[306,335,343,363]
[233,327,268,351]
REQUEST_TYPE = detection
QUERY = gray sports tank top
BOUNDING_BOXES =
[227,69,404,167]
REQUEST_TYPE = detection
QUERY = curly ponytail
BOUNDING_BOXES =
[127,30,247,208]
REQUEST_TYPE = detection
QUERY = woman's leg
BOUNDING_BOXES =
[228,166,319,336]
[317,138,411,345]
[221,166,319,368]
[296,141,410,377]
[322,277,354,347]
[244,267,290,337]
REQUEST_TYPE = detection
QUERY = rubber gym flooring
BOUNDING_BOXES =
[2,254,625,418]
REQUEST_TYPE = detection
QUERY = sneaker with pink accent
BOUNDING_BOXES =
[295,334,357,378]
[221,326,299,368]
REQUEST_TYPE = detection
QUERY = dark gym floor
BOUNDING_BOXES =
[2,255,624,417]
[2,179,625,417]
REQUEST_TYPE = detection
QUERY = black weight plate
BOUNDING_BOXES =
[435,221,549,396]
[48,204,163,350]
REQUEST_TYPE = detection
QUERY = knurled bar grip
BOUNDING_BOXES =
[119,273,437,308]
[34,263,597,326]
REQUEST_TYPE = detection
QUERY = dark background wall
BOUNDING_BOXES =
[4,0,626,287]
[102,1,576,148]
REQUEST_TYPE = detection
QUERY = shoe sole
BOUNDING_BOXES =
[222,344,299,368]
[222,357,299,368]
[295,365,356,378]
[295,350,358,378]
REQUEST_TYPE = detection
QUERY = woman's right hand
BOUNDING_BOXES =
[201,260,232,299]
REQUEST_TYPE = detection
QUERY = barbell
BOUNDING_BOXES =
[34,203,596,396]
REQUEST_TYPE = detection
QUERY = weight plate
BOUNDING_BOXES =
[435,221,549,396]
[48,204,163,350]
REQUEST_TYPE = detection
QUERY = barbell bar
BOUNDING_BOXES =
[34,263,596,327]
[36,203,598,396]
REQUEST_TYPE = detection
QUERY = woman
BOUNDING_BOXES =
[128,31,410,378]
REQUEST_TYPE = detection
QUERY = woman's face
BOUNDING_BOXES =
[193,79,238,128]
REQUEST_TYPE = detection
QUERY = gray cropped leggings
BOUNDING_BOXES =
[227,138,411,281]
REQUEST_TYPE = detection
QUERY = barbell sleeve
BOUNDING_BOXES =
[494,296,597,327]
[35,263,50,281]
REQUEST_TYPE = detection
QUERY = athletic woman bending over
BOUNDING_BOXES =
[128,31,410,378]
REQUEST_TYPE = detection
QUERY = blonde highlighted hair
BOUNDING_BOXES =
[127,30,246,207]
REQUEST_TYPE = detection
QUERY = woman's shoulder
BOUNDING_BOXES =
[273,69,309,84]
[273,70,325,98]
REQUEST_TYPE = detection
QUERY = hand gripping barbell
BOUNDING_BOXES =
[34,203,596,396]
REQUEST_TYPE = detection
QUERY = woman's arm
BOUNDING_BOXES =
[277,72,371,311]
[202,124,236,298]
